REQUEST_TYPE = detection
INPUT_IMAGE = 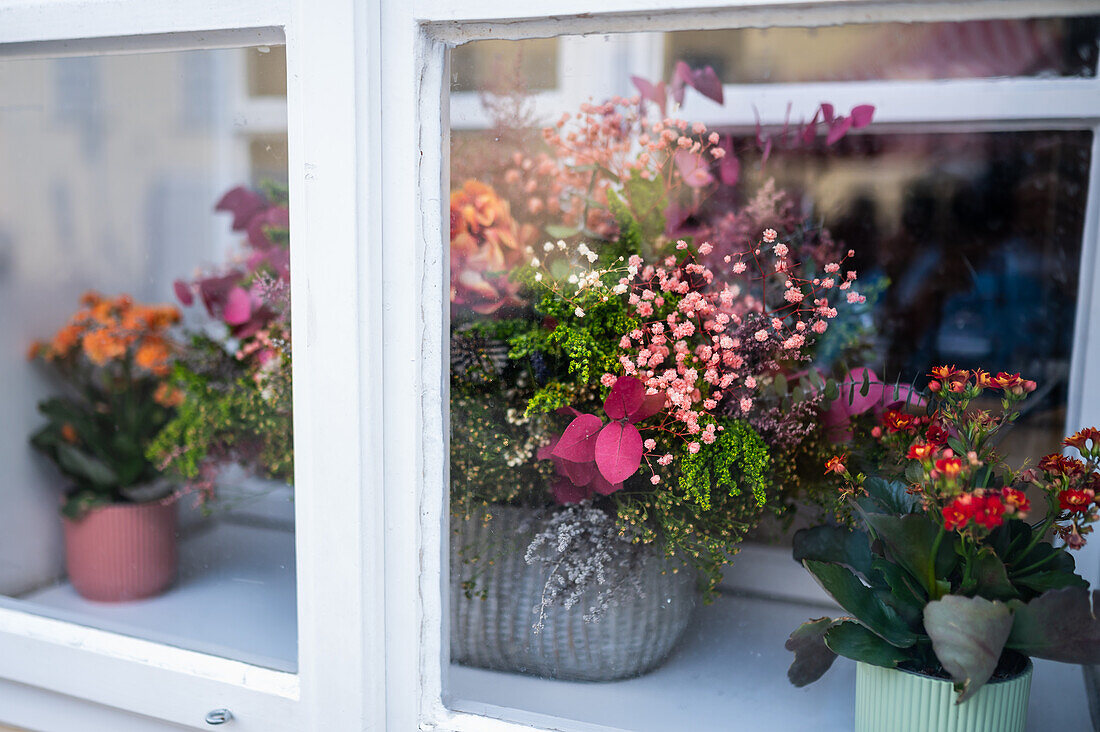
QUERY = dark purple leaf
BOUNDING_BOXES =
[670,61,690,105]
[1008,588,1100,665]
[689,65,724,105]
[631,75,667,115]
[628,392,668,424]
[246,206,290,249]
[819,103,835,124]
[604,376,645,420]
[552,414,603,463]
[925,596,1013,703]
[850,104,875,129]
[173,280,194,306]
[760,136,773,166]
[594,422,643,485]
[718,137,740,186]
[557,458,596,487]
[215,186,266,231]
[197,272,243,317]
[826,116,853,146]
[552,478,591,505]
[589,471,624,496]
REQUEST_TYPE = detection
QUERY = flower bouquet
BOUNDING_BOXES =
[149,183,292,502]
[787,367,1100,731]
[28,292,183,601]
[450,65,875,680]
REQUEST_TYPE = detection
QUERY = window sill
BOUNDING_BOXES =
[449,591,1091,731]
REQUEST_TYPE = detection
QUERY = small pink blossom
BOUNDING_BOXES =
[754,329,769,342]
[812,320,828,334]
[688,442,701,454]
[762,228,778,243]
[740,397,753,413]
[773,243,789,258]
[644,438,657,451]
[650,474,661,485]
[601,373,618,387]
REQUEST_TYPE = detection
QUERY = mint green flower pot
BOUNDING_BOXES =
[855,660,1032,732]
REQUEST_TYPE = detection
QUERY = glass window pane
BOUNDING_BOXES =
[0,46,294,671]
[451,38,559,93]
[446,25,1094,731]
[666,17,1100,83]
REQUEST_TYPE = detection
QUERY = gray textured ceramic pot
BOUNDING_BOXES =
[450,505,697,682]
[855,660,1032,732]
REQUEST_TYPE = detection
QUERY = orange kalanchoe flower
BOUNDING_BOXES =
[824,455,847,475]
[907,442,935,460]
[81,329,127,365]
[1059,488,1095,514]
[882,409,916,433]
[60,423,78,444]
[1065,428,1100,452]
[1001,487,1030,517]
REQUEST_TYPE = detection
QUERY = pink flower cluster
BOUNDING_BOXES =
[605,230,856,451]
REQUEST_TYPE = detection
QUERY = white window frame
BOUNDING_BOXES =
[0,1,384,730]
[380,1,1100,731]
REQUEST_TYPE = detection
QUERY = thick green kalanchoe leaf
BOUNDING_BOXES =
[793,526,872,576]
[861,513,957,596]
[858,476,920,515]
[959,550,1018,602]
[924,595,1013,704]
[1007,588,1100,664]
[825,620,909,670]
[786,617,839,687]
[803,560,918,648]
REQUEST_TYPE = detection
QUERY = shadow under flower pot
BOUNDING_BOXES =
[450,505,697,682]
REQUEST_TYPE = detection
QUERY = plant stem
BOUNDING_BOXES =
[928,526,946,600]
[1010,549,1063,577]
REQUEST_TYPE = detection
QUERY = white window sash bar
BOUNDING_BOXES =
[419,0,1098,42]
[0,0,288,47]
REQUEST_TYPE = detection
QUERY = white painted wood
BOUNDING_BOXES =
[419,0,1099,43]
[0,1,287,48]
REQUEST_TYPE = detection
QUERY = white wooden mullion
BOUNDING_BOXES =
[0,0,288,46]
[418,0,1099,42]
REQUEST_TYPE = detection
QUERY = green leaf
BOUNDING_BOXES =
[859,369,871,397]
[773,373,788,396]
[904,460,925,484]
[1014,570,1089,594]
[792,526,872,576]
[825,620,910,669]
[803,560,918,648]
[785,617,839,686]
[861,513,957,596]
[56,443,119,487]
[870,558,926,625]
[959,551,1018,601]
[824,379,840,402]
[545,225,581,239]
[859,477,920,515]
[1007,588,1100,664]
[924,595,1013,703]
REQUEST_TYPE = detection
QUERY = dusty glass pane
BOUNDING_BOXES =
[0,46,295,671]
[446,18,1097,729]
[451,38,559,93]
[666,17,1100,83]
[247,45,288,97]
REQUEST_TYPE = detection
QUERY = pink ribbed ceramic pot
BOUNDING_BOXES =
[62,494,179,602]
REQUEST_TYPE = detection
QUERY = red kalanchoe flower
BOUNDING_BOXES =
[1059,488,1095,513]
[1038,454,1087,476]
[943,494,976,530]
[972,369,993,388]
[883,409,916,433]
[930,365,961,381]
[824,455,847,475]
[907,442,935,461]
[925,422,950,448]
[935,456,964,479]
[973,494,1006,530]
[1001,487,1030,517]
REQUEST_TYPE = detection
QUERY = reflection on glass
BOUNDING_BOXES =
[666,17,1100,83]
[451,38,559,93]
[0,47,295,671]
[445,26,1093,731]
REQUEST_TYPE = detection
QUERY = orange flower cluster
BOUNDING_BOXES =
[29,292,180,378]
[450,180,534,315]
[927,365,1037,396]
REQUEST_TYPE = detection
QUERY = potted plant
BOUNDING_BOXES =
[149,183,293,500]
[786,366,1100,731]
[449,65,877,681]
[28,292,183,602]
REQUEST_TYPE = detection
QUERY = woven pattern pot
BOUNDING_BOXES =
[63,494,179,602]
[855,660,1032,732]
[450,506,696,681]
